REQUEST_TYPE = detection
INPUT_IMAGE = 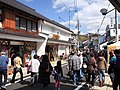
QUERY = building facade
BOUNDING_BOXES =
[0,0,74,67]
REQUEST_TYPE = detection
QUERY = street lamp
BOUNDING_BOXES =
[100,8,119,42]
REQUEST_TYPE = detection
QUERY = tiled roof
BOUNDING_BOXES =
[0,28,44,39]
[0,0,73,33]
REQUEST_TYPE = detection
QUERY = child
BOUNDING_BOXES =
[52,69,61,90]
[52,60,63,90]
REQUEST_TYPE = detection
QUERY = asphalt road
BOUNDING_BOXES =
[6,65,82,90]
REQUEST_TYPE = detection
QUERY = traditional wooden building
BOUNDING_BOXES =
[0,0,45,67]
[0,0,74,67]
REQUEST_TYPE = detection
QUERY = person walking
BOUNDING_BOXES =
[108,50,116,85]
[70,50,81,85]
[0,52,9,90]
[10,54,23,83]
[38,54,53,90]
[113,49,120,90]
[53,60,63,90]
[97,51,107,87]
[78,52,84,78]
[87,53,97,86]
[67,51,74,80]
[28,54,40,86]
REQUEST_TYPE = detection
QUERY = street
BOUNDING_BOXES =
[6,65,77,90]
[6,64,113,90]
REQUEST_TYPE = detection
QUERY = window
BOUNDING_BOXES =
[15,17,20,29]
[15,16,38,32]
[32,22,37,32]
[20,18,26,30]
[27,20,32,32]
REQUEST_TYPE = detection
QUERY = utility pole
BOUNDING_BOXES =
[115,9,119,42]
[69,10,71,29]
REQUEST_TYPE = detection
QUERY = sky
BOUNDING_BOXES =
[17,0,120,35]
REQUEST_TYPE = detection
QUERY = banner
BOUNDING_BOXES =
[37,36,48,57]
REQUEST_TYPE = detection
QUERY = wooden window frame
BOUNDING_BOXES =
[27,20,32,32]
[20,17,27,30]
[15,16,20,29]
[15,15,38,32]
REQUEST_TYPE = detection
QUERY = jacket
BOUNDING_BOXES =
[70,54,80,71]
[38,61,53,84]
[97,56,106,70]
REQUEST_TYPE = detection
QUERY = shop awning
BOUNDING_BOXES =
[0,28,45,42]
[0,33,45,42]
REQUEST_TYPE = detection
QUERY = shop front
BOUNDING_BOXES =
[46,38,73,61]
[0,39,37,66]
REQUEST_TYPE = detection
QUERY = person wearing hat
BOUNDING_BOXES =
[0,52,9,90]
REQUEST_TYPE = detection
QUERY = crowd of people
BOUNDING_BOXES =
[0,52,63,90]
[67,48,120,90]
[0,48,120,90]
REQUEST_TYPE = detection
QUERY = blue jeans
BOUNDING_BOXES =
[80,68,84,77]
[98,69,105,82]
[73,70,80,83]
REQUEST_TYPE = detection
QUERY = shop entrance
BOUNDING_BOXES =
[10,45,24,66]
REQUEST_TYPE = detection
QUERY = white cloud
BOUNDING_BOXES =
[52,0,115,35]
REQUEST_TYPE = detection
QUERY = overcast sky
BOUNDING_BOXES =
[17,0,120,35]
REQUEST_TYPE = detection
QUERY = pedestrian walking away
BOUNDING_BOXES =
[70,50,81,85]
[108,50,116,85]
[38,54,53,90]
[113,49,120,90]
[28,54,40,86]
[97,51,107,87]
[0,52,9,90]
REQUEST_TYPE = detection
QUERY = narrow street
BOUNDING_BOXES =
[5,63,113,90]
[6,65,76,90]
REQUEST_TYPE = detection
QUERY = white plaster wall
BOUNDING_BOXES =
[42,23,72,41]
[58,45,65,56]
[58,45,70,57]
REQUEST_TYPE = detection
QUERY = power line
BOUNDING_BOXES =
[59,17,65,22]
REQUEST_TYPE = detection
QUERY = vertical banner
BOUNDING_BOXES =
[37,36,48,57]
